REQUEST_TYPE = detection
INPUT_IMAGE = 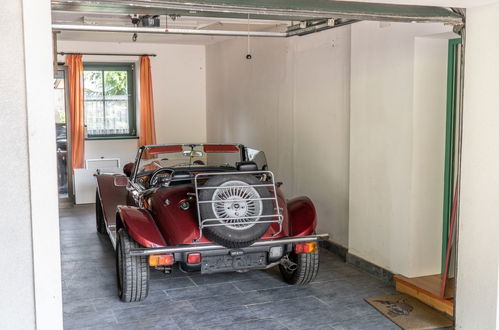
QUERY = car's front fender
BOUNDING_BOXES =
[117,206,166,248]
[287,197,317,236]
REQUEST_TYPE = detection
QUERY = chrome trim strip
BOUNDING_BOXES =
[201,218,283,228]
[197,197,277,203]
[196,183,275,190]
[129,233,329,256]
[107,226,117,249]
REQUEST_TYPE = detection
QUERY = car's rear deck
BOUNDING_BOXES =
[61,204,398,330]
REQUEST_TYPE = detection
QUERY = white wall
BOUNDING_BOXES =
[410,37,450,275]
[290,30,351,247]
[85,139,138,165]
[206,37,294,190]
[0,0,63,329]
[349,22,452,277]
[58,40,207,166]
[456,4,499,329]
[0,2,36,328]
[206,27,351,246]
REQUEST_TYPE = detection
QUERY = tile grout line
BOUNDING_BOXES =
[110,309,119,324]
[187,275,199,287]
[276,318,292,330]
[312,295,330,306]
[232,282,245,293]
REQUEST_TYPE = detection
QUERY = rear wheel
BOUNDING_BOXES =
[116,229,149,302]
[95,191,106,234]
[279,251,319,285]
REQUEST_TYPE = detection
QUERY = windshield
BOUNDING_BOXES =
[135,144,243,177]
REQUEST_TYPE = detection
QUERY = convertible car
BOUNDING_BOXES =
[95,143,327,302]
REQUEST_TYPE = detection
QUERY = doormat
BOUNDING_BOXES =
[365,294,453,330]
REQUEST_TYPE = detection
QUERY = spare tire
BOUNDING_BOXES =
[199,174,274,248]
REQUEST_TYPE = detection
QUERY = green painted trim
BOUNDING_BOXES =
[83,62,137,139]
[442,38,461,273]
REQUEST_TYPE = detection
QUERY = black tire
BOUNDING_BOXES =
[279,251,319,285]
[95,191,106,234]
[116,229,149,302]
[199,174,273,248]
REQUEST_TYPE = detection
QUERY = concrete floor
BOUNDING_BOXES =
[60,204,398,330]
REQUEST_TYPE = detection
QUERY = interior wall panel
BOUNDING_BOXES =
[457,3,499,328]
[349,21,452,276]
[206,27,351,246]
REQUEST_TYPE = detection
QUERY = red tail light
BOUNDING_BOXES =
[149,254,174,266]
[294,242,318,254]
[187,253,201,264]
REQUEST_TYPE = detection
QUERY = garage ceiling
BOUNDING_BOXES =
[52,0,463,24]
[52,0,463,43]
[347,0,499,9]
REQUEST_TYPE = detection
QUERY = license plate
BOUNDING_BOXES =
[201,252,267,274]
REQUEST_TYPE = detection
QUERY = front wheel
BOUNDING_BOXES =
[279,251,319,285]
[116,229,149,302]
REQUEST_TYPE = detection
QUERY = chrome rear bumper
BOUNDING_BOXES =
[129,233,329,256]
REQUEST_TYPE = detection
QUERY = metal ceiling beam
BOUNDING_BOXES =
[52,24,288,37]
[51,1,330,22]
[286,19,358,37]
[52,20,360,37]
[51,0,464,24]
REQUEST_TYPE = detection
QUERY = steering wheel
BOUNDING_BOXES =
[150,168,175,187]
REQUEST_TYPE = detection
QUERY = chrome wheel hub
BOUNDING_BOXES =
[212,180,263,230]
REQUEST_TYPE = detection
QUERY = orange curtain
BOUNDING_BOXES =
[66,55,85,169]
[139,56,157,159]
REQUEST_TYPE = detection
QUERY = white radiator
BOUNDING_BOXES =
[85,158,120,170]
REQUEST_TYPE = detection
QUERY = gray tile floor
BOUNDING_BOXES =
[60,204,399,330]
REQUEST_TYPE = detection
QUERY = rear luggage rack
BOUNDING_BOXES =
[193,171,283,242]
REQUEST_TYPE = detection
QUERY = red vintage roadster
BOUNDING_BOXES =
[95,143,327,302]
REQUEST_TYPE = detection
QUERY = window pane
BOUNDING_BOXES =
[104,71,128,98]
[84,71,103,100]
[84,101,104,135]
[83,65,134,137]
[105,100,130,135]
